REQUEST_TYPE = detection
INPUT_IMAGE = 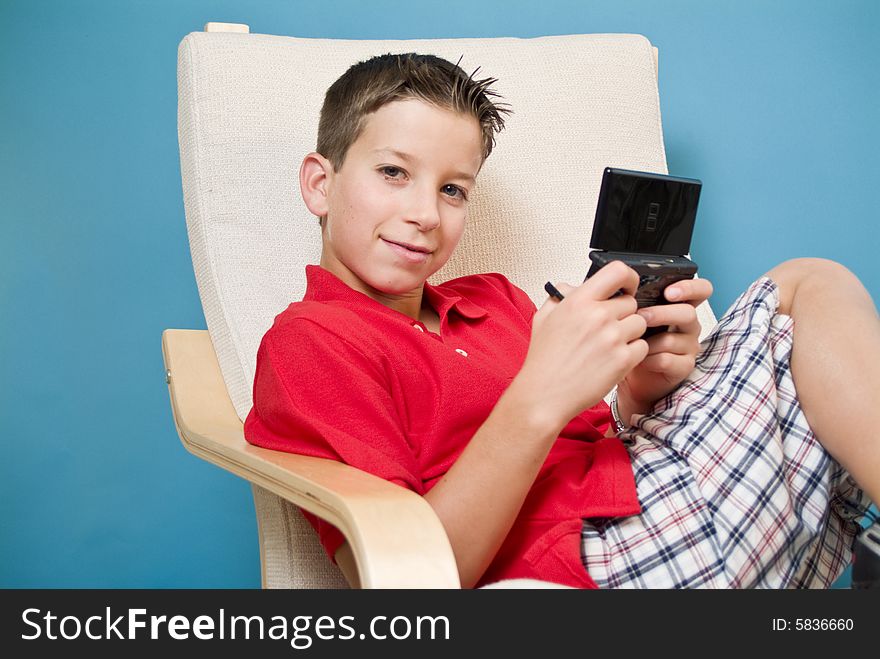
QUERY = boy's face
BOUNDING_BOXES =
[315,98,483,302]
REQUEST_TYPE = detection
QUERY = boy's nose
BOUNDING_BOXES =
[403,187,441,230]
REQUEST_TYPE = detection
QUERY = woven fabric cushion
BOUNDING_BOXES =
[251,485,349,588]
[178,30,716,421]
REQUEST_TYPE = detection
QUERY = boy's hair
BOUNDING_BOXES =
[317,52,512,175]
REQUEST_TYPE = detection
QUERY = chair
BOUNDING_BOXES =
[163,22,718,588]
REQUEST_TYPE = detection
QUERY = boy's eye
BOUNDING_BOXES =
[442,184,468,201]
[380,166,467,201]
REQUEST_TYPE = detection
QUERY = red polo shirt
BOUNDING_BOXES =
[244,264,641,588]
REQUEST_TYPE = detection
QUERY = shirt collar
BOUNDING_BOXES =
[303,264,488,322]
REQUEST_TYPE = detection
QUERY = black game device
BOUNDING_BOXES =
[585,167,702,337]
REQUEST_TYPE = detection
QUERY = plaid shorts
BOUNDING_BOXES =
[581,276,873,588]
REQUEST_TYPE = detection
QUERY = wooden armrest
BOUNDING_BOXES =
[161,329,460,588]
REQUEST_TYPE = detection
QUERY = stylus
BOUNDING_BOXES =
[544,281,565,301]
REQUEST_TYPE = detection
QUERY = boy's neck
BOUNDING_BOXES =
[419,298,442,333]
[316,259,433,324]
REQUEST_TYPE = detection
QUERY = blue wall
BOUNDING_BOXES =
[1,0,877,587]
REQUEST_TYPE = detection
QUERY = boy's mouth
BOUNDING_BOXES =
[381,238,433,263]
[381,238,433,254]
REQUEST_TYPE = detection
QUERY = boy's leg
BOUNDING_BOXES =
[764,257,880,505]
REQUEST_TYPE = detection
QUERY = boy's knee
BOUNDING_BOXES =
[765,257,860,315]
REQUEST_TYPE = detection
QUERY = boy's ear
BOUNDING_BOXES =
[299,152,333,220]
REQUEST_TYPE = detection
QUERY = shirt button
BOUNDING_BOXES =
[455,348,468,357]
[413,324,424,332]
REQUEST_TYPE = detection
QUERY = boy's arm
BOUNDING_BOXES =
[422,377,563,588]
[602,387,652,437]
[425,262,647,588]
[333,378,563,590]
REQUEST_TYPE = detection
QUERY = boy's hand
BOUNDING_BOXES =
[616,278,714,420]
[515,261,649,432]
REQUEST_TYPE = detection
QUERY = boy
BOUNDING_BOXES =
[244,53,879,588]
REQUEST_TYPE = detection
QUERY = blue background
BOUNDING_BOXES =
[1,0,877,587]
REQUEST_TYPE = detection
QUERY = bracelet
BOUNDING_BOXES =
[609,388,627,434]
